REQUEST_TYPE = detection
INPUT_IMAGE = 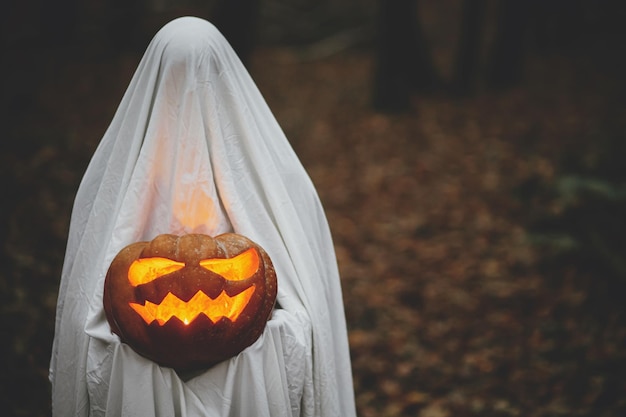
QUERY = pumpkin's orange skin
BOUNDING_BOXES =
[103,233,277,370]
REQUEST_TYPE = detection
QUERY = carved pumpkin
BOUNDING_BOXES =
[103,233,277,370]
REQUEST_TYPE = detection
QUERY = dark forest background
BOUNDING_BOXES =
[2,1,626,416]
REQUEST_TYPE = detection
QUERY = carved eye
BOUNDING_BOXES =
[128,258,185,287]
[199,248,260,281]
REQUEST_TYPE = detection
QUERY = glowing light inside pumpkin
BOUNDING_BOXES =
[127,248,260,287]
[129,285,256,325]
[199,248,259,281]
[128,258,185,287]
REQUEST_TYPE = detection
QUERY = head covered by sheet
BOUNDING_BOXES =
[49,16,356,417]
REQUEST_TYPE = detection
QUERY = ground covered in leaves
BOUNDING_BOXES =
[2,13,626,417]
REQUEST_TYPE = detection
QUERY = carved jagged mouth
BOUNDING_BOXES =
[129,285,256,325]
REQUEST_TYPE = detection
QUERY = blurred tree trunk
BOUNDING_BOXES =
[40,0,78,43]
[452,0,486,96]
[487,0,532,90]
[372,0,438,113]
[212,0,261,67]
[107,1,144,52]
[532,0,585,54]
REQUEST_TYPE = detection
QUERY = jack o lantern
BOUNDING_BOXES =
[103,233,277,370]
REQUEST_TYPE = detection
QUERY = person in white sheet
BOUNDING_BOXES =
[49,16,356,417]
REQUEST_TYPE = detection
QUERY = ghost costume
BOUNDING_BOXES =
[49,16,356,417]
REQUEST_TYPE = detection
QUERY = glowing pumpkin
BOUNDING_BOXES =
[103,233,277,370]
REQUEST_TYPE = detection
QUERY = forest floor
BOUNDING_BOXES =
[2,15,626,417]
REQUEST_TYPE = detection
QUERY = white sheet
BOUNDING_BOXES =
[49,16,356,417]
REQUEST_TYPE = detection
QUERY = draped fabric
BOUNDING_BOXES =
[49,16,356,417]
